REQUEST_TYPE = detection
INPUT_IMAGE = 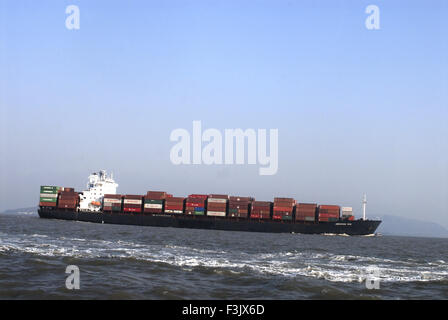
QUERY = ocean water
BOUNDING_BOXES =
[0,212,447,300]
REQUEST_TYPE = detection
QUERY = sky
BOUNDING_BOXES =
[0,1,447,227]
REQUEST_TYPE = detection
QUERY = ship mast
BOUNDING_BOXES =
[362,194,367,220]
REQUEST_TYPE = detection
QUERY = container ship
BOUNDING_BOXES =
[38,170,381,235]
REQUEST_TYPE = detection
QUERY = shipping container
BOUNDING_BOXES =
[39,197,58,203]
[318,205,340,222]
[341,207,353,216]
[40,186,60,191]
[186,194,206,216]
[39,201,57,207]
[104,194,122,199]
[144,192,166,213]
[188,194,208,199]
[146,191,167,200]
[207,211,226,217]
[250,201,271,219]
[208,198,228,204]
[230,197,253,219]
[194,208,205,215]
[123,195,143,213]
[39,192,58,198]
[273,197,295,220]
[163,197,184,214]
[229,196,254,202]
[103,195,122,212]
[295,203,317,222]
[57,197,77,209]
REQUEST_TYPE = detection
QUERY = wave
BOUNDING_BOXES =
[1,232,447,284]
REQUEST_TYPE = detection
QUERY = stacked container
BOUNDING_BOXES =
[273,197,296,221]
[39,186,61,207]
[318,205,340,222]
[103,194,122,212]
[185,194,207,215]
[206,194,228,217]
[123,195,143,213]
[341,207,354,221]
[57,189,79,210]
[250,201,271,219]
[228,196,253,218]
[144,191,167,213]
[295,203,317,222]
[164,197,185,214]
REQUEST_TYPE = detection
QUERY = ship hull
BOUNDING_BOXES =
[38,209,381,235]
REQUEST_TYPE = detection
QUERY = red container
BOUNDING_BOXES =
[188,194,208,199]
[186,202,204,207]
[274,197,294,202]
[208,194,229,199]
[144,208,163,214]
[146,191,167,200]
[124,207,141,213]
[229,196,253,202]
[165,204,183,210]
[319,205,340,216]
[273,208,293,220]
[166,197,184,203]
[296,203,317,221]
[104,194,122,199]
[39,201,57,207]
[252,201,271,207]
[250,207,271,219]
[124,195,143,200]
[273,205,293,211]
[57,199,77,209]
[229,210,249,218]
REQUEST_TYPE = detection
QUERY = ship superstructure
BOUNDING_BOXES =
[78,170,118,212]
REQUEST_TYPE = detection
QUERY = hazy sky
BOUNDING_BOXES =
[1,1,447,227]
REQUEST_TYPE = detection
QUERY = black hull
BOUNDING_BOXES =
[38,209,381,235]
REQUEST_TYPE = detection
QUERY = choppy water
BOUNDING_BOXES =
[0,212,447,299]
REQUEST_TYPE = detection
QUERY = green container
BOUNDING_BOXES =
[40,190,58,195]
[40,186,60,191]
[40,197,57,202]
[229,209,238,213]
[282,216,293,221]
[144,199,164,204]
[194,211,205,216]
[112,206,121,211]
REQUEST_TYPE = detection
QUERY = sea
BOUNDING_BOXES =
[0,212,447,300]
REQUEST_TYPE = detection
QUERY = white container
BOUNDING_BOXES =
[208,198,227,204]
[341,207,353,216]
[40,193,58,198]
[207,211,226,217]
[144,203,163,209]
[104,198,122,204]
[164,209,183,214]
[124,199,142,205]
